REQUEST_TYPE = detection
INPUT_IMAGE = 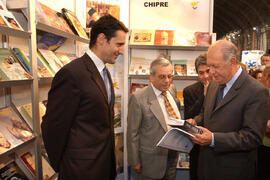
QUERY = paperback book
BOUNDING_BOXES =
[37,33,67,52]
[172,59,187,76]
[0,160,28,180]
[0,107,33,156]
[194,32,211,47]
[0,1,23,31]
[38,49,63,74]
[62,8,88,39]
[154,30,174,46]
[173,30,195,46]
[129,57,151,75]
[54,52,72,66]
[0,48,32,80]
[129,29,155,45]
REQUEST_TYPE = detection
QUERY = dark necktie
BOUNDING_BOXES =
[161,92,179,119]
[102,67,110,102]
[215,84,226,107]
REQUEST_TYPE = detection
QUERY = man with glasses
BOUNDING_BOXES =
[127,57,180,180]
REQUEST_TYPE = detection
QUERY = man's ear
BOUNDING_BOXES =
[230,57,237,65]
[96,33,106,46]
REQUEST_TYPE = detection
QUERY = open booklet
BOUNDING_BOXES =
[156,118,202,153]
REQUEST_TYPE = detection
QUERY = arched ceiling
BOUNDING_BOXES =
[214,0,270,39]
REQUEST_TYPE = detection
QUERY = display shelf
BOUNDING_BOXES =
[129,44,209,51]
[36,22,89,44]
[0,26,31,39]
[0,137,36,160]
[0,79,33,88]
[129,75,198,81]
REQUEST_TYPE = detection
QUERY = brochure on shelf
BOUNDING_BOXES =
[129,57,151,75]
[154,30,174,46]
[38,49,63,74]
[172,59,187,76]
[194,32,211,47]
[0,107,33,156]
[130,29,155,45]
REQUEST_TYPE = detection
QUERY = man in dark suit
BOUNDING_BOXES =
[189,40,269,180]
[183,54,210,180]
[41,15,128,180]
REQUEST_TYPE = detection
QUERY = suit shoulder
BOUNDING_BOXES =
[183,81,202,93]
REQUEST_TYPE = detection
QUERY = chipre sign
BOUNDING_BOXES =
[144,1,169,7]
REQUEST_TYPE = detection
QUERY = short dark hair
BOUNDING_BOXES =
[261,49,270,60]
[89,15,128,48]
[195,54,207,72]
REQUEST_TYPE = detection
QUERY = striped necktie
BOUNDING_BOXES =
[161,91,179,119]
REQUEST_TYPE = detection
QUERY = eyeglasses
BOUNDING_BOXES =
[158,74,174,80]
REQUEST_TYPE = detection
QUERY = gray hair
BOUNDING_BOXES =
[150,57,171,75]
[195,54,207,72]
[210,40,240,63]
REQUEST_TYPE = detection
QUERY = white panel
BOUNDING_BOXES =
[130,0,210,32]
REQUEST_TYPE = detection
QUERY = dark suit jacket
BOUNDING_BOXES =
[195,70,269,180]
[183,81,204,119]
[41,53,116,180]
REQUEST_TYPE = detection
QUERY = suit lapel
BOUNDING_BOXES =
[213,70,247,112]
[82,54,109,104]
[147,86,167,132]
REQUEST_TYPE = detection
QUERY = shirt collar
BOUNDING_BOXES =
[151,83,165,97]
[226,66,242,88]
[86,49,105,73]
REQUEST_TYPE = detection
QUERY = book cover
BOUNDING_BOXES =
[0,15,8,27]
[194,32,211,47]
[186,60,197,76]
[0,48,32,80]
[54,52,72,66]
[37,33,67,52]
[172,59,187,76]
[154,30,174,46]
[62,8,88,39]
[176,153,190,169]
[173,30,195,46]
[19,149,55,180]
[37,2,74,34]
[0,107,33,155]
[129,57,151,75]
[0,1,23,31]
[130,29,155,45]
[0,160,28,180]
[13,48,53,78]
[115,133,123,174]
[114,95,121,128]
[38,49,63,74]
[130,83,148,94]
[37,51,55,76]
[19,102,46,130]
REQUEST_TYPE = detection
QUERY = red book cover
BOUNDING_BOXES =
[154,30,174,46]
[194,32,211,46]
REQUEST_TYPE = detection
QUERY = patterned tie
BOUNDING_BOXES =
[102,67,110,102]
[161,91,179,119]
[215,84,226,107]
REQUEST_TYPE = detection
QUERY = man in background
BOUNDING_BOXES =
[41,15,128,180]
[189,40,269,180]
[127,57,180,180]
[183,54,210,180]
[261,49,270,68]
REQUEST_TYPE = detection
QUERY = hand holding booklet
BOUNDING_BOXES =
[156,118,202,153]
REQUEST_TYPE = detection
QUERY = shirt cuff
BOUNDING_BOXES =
[210,133,215,147]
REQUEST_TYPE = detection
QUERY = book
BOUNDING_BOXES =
[129,57,151,75]
[172,59,187,76]
[194,32,211,47]
[173,30,195,46]
[0,48,32,80]
[38,49,64,74]
[0,160,28,180]
[0,107,33,156]
[129,29,155,45]
[154,30,174,46]
[16,149,55,180]
[186,60,197,76]
[62,8,88,39]
[167,118,203,134]
[19,102,46,130]
[115,133,123,174]
[130,83,148,94]
[37,33,67,52]
[176,153,190,169]
[54,52,72,66]
[36,2,74,34]
[0,1,23,31]
[37,51,55,76]
[114,95,121,128]
[156,128,194,153]
[13,48,54,78]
